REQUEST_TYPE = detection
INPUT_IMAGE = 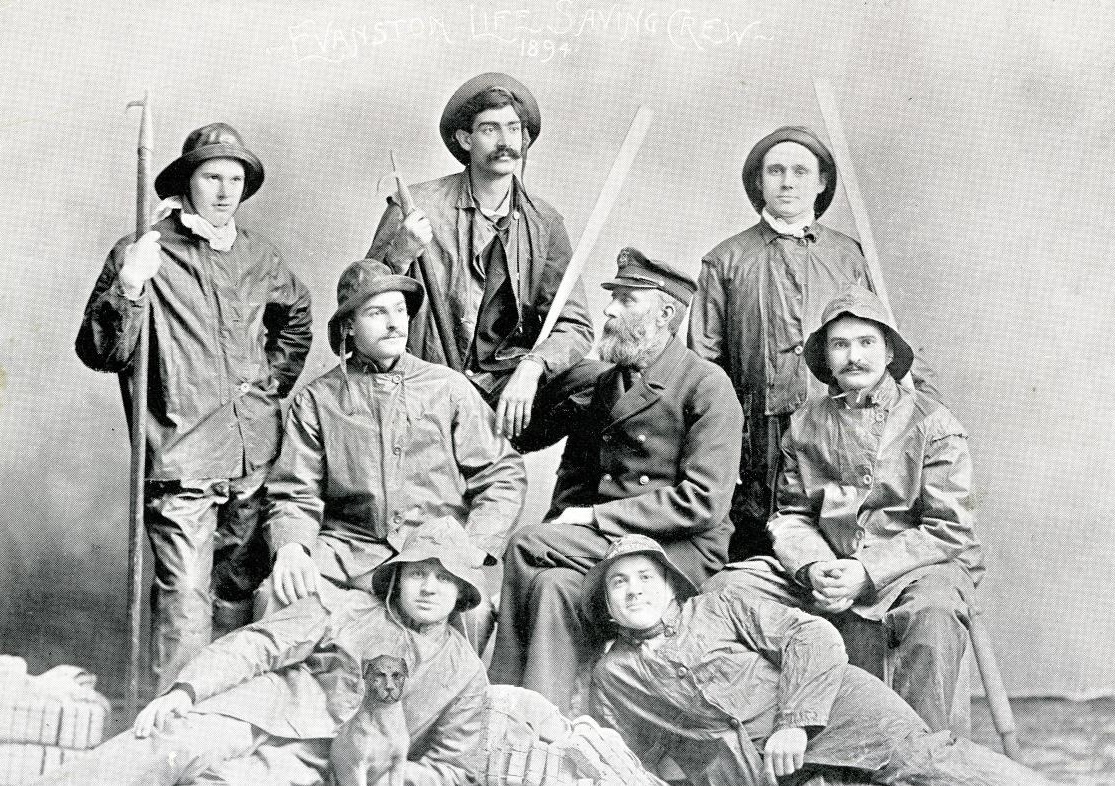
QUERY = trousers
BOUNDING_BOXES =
[30,712,328,786]
[146,465,271,694]
[704,558,972,734]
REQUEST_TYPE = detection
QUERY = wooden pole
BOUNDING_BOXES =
[532,106,653,349]
[812,78,894,318]
[969,607,1024,761]
[124,92,152,722]
[390,151,464,372]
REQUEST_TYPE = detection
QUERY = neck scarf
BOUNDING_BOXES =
[152,196,237,251]
[762,207,814,239]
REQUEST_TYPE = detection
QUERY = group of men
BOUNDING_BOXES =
[53,72,1047,785]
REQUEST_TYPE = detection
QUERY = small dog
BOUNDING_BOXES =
[331,654,410,786]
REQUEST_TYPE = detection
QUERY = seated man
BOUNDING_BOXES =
[261,259,526,646]
[32,518,489,786]
[489,248,743,714]
[705,285,982,733]
[586,534,1049,786]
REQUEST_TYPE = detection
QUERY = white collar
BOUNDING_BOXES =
[762,208,814,239]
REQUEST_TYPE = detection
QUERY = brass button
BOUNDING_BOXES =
[238,382,250,394]
[465,369,474,377]
[676,666,688,677]
[728,717,740,729]
[862,474,873,485]
[602,473,612,482]
[793,345,803,355]
[638,475,649,485]
[637,434,647,443]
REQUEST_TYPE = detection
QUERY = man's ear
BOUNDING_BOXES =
[454,128,473,154]
[658,300,676,328]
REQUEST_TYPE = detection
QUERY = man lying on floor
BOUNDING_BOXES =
[584,534,1050,786]
[32,518,487,786]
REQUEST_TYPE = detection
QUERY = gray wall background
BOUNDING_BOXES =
[0,0,1112,702]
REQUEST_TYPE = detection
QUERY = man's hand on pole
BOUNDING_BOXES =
[495,356,544,438]
[391,208,432,261]
[119,230,162,300]
[272,542,321,606]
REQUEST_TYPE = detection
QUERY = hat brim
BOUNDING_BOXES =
[154,144,265,201]
[803,314,915,386]
[581,547,697,631]
[370,552,483,613]
[328,276,425,355]
[742,127,837,219]
[439,73,541,166]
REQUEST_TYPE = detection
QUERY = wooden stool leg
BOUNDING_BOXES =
[968,607,1023,761]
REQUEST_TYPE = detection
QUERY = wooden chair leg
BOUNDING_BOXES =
[968,606,1023,761]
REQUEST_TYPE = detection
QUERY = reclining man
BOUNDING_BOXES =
[33,518,490,786]
[586,534,1049,786]
[705,286,982,734]
[490,248,742,714]
[261,259,525,649]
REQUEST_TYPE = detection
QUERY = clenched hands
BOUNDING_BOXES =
[272,543,321,606]
[807,559,870,614]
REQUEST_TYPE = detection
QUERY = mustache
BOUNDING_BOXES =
[839,362,872,373]
[487,145,521,162]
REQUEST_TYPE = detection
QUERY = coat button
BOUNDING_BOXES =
[392,513,402,524]
[728,717,740,729]
[862,474,873,485]
[391,374,402,383]
[793,345,803,355]
[676,666,688,677]
[637,434,646,443]
[638,475,649,485]
[238,382,250,394]
[602,434,612,443]
[465,369,474,377]
[602,473,612,482]
[393,446,401,456]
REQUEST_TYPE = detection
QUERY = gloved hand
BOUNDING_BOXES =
[119,230,162,298]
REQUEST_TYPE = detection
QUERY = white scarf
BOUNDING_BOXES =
[152,196,238,251]
[762,207,814,239]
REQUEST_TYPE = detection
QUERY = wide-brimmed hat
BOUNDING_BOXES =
[328,259,425,355]
[601,247,698,306]
[803,285,914,386]
[439,73,542,166]
[154,123,265,201]
[741,125,837,219]
[370,517,486,613]
[581,535,697,630]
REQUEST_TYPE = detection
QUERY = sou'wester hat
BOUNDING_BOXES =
[328,259,425,355]
[439,73,542,166]
[581,534,698,630]
[802,285,914,386]
[741,125,837,219]
[371,517,487,613]
[154,122,265,201]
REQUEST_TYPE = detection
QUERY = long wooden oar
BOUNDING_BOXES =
[532,106,653,349]
[123,92,152,722]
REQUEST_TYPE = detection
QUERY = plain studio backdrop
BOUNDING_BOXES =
[0,0,1112,705]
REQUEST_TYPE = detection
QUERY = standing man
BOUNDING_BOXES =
[689,125,938,560]
[366,72,595,438]
[489,248,742,714]
[705,286,982,734]
[260,259,525,650]
[76,123,312,694]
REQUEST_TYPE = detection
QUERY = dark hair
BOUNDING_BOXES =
[448,87,531,160]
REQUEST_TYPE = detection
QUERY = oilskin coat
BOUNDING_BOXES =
[75,213,313,480]
[179,590,486,786]
[265,351,526,582]
[366,171,593,391]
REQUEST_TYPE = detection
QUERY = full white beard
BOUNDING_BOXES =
[599,311,669,369]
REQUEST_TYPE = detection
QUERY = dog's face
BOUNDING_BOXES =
[365,654,408,704]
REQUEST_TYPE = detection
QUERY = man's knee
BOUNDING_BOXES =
[889,582,969,645]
